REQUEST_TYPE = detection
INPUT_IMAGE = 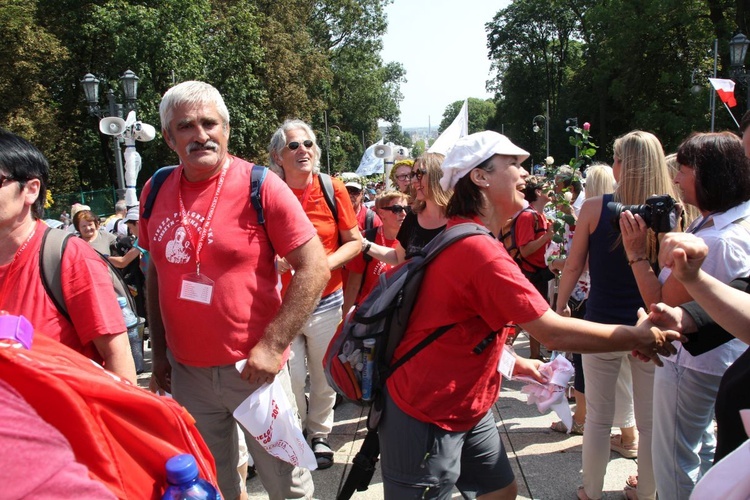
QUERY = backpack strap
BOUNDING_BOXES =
[142,165,178,220]
[354,226,381,303]
[39,227,73,321]
[365,208,375,231]
[381,223,493,363]
[318,173,338,222]
[250,164,268,225]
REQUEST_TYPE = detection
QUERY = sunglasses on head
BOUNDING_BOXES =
[382,204,410,214]
[409,168,427,181]
[286,140,314,150]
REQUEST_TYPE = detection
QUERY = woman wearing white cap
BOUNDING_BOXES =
[376,131,682,499]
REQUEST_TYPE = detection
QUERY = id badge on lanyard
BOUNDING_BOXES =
[180,272,215,305]
[176,163,228,305]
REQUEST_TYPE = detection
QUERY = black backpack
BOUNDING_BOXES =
[324,222,493,410]
[39,227,137,322]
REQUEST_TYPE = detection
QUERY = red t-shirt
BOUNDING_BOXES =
[282,174,358,298]
[515,208,549,272]
[347,228,397,305]
[140,157,317,367]
[0,220,126,364]
[386,217,550,431]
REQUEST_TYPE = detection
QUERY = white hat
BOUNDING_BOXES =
[344,181,362,191]
[70,203,91,220]
[124,205,140,223]
[440,131,530,191]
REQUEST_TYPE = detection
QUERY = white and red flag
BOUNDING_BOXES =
[709,78,737,108]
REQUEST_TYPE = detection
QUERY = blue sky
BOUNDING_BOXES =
[380,0,511,129]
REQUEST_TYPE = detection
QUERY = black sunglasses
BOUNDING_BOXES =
[394,174,410,182]
[382,204,410,214]
[409,168,427,181]
[286,140,314,151]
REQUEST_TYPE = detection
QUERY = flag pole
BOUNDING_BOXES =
[722,101,741,129]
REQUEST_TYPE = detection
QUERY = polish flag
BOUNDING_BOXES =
[709,78,737,108]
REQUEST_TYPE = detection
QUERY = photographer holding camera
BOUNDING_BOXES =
[619,131,750,499]
[556,131,683,500]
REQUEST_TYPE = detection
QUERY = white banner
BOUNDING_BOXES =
[356,139,384,176]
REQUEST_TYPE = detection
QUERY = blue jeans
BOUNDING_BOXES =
[652,358,720,500]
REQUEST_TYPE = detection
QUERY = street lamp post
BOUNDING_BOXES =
[729,32,750,112]
[81,70,140,200]
[566,117,579,158]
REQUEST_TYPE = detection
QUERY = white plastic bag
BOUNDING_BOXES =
[233,361,317,470]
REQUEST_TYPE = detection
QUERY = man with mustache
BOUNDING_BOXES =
[140,81,329,500]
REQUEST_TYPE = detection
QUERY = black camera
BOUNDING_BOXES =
[608,194,678,233]
[114,234,136,254]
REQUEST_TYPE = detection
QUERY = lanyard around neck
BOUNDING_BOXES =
[177,164,229,275]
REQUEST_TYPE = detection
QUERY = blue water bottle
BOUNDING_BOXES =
[117,296,144,373]
[162,454,220,500]
[361,338,376,401]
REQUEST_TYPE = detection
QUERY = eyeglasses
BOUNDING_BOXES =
[286,140,314,150]
[409,169,427,182]
[394,174,410,182]
[346,188,362,195]
[382,204,410,214]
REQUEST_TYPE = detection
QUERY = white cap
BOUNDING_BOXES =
[440,131,530,191]
[124,205,140,223]
[344,181,362,191]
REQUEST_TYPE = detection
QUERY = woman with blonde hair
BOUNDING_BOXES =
[364,152,451,265]
[556,131,682,500]
[390,159,414,194]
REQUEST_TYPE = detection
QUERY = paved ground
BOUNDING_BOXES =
[139,335,640,499]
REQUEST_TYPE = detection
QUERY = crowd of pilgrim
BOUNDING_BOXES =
[3,79,750,500]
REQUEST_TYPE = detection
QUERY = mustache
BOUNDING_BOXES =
[186,140,220,154]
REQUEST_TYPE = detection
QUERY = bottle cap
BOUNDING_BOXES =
[363,338,376,347]
[165,454,199,485]
[117,296,128,308]
[0,313,34,349]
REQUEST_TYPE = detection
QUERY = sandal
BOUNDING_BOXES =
[311,437,334,470]
[610,434,638,459]
[550,420,584,435]
[626,475,638,488]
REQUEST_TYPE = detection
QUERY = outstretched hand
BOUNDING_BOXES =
[631,308,683,366]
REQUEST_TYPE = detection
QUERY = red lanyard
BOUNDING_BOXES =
[177,163,229,276]
[0,223,37,303]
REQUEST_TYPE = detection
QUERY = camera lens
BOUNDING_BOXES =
[607,202,652,231]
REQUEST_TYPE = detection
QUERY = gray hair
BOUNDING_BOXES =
[159,81,230,134]
[115,200,127,213]
[267,119,321,180]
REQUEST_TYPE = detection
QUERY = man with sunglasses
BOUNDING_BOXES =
[0,129,137,385]
[269,119,361,472]
[140,82,329,500]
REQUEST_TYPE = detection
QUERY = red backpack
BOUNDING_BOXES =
[0,333,217,499]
